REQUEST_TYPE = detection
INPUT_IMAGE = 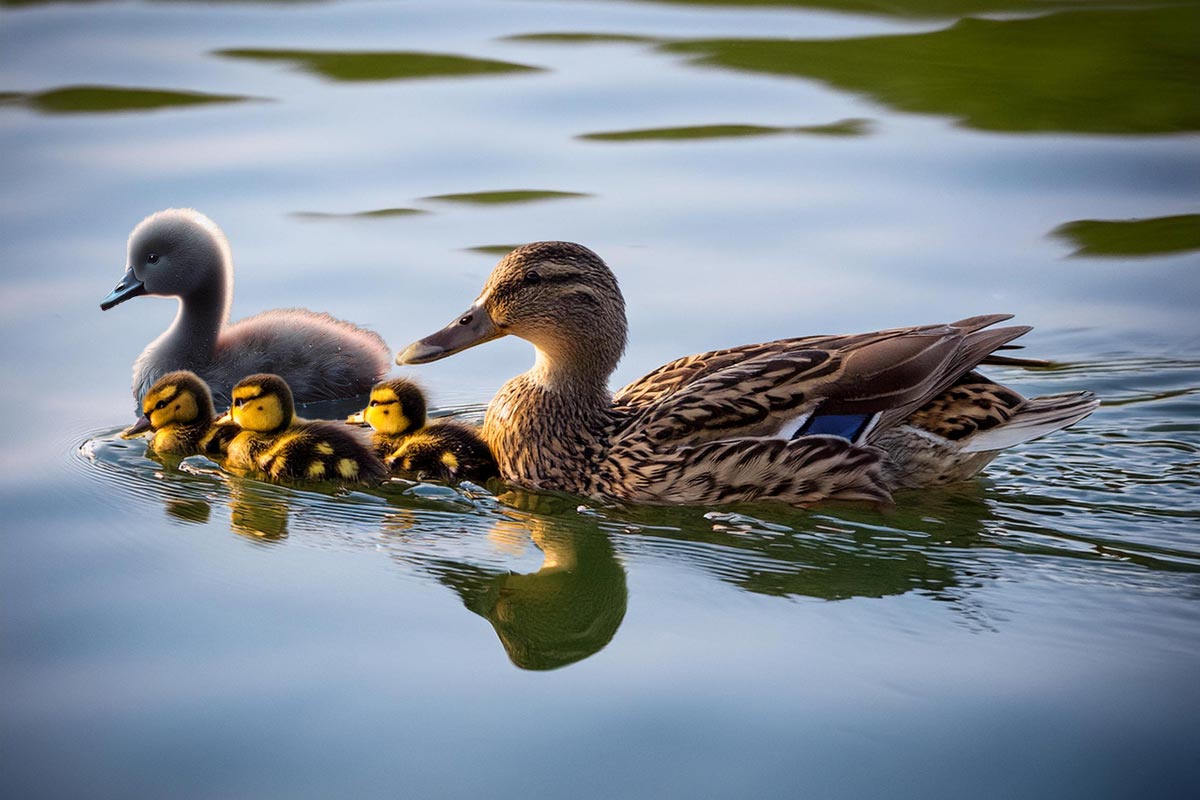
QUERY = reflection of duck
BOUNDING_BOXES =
[121,370,238,456]
[227,479,290,541]
[353,378,498,483]
[432,499,627,671]
[225,373,386,483]
[399,242,1098,506]
[101,208,391,408]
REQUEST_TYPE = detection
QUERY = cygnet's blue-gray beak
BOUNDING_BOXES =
[100,265,147,310]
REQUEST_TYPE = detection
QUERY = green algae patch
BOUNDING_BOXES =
[1052,214,1200,258]
[216,49,542,82]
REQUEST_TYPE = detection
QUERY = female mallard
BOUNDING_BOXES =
[121,370,238,456]
[225,373,386,484]
[352,378,498,483]
[397,241,1098,506]
[101,209,391,410]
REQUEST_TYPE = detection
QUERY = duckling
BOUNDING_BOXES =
[121,370,238,456]
[101,208,391,410]
[397,241,1098,506]
[354,378,498,483]
[225,373,386,483]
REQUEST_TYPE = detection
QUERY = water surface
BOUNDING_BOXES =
[1,1,1198,798]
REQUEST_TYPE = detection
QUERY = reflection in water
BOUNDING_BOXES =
[578,119,871,141]
[214,49,542,82]
[421,190,591,205]
[292,208,429,220]
[78,348,1200,670]
[228,480,291,541]
[662,6,1200,134]
[1051,214,1200,259]
[0,85,256,114]
[565,0,1115,17]
[432,507,629,671]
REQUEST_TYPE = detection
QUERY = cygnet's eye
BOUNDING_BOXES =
[147,253,160,265]
[155,399,168,410]
[524,270,541,285]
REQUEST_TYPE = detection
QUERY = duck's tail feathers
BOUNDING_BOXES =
[960,391,1099,453]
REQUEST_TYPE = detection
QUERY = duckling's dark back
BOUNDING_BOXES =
[386,421,498,484]
[258,420,386,483]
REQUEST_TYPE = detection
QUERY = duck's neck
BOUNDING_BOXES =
[484,344,616,494]
[162,280,231,364]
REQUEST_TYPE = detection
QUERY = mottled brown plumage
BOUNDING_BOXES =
[398,242,1097,506]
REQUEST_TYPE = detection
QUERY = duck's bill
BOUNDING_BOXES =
[100,266,147,310]
[397,305,502,365]
[120,415,152,439]
[345,410,367,426]
[215,410,233,425]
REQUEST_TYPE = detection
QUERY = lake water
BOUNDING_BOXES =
[2,1,1198,797]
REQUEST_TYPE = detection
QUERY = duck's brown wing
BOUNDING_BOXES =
[612,315,1022,409]
[612,316,1030,449]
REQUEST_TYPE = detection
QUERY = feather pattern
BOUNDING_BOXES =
[398,243,1098,506]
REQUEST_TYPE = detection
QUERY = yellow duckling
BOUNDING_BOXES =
[121,370,238,456]
[225,373,386,483]
[355,378,498,483]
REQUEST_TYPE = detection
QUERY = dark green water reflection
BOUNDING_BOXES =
[423,190,590,205]
[0,85,256,114]
[663,6,1200,134]
[215,49,542,82]
[579,119,871,141]
[1053,214,1200,258]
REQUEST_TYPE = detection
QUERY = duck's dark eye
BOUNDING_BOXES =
[368,400,378,407]
[234,398,243,407]
[459,313,473,326]
[155,400,167,410]
[525,270,541,285]
[147,253,159,265]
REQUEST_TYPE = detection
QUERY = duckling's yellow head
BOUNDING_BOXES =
[140,371,214,431]
[397,242,627,379]
[364,379,426,436]
[231,373,293,433]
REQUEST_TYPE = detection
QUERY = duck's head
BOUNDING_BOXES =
[397,242,628,382]
[229,374,294,433]
[101,208,232,311]
[362,379,427,436]
[122,370,215,438]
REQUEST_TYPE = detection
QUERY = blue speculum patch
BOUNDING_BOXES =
[797,413,873,441]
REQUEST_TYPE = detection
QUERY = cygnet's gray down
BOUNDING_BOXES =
[102,208,391,411]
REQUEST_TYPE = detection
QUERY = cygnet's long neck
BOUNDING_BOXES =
[162,271,231,365]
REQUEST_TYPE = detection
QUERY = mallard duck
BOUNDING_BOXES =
[121,370,238,456]
[352,378,498,483]
[397,241,1098,506]
[224,373,386,483]
[101,208,391,410]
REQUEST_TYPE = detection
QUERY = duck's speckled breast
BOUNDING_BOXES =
[483,374,614,496]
